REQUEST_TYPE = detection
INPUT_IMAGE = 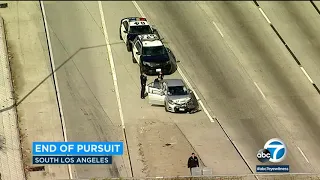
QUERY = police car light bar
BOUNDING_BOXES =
[128,17,147,22]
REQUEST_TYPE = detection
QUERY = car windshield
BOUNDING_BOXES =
[142,46,166,56]
[167,86,189,96]
[129,25,152,34]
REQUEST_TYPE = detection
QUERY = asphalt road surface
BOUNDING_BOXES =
[42,1,320,178]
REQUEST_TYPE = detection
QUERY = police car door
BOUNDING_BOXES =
[148,82,165,105]
[121,20,129,43]
[133,41,142,64]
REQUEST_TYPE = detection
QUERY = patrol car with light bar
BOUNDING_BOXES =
[131,34,177,75]
[119,17,160,52]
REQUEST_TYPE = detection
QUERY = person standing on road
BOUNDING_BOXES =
[188,153,199,175]
[140,72,147,99]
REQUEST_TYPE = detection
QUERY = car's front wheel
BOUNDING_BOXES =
[165,102,169,112]
[119,28,123,40]
[126,41,132,52]
[132,52,137,63]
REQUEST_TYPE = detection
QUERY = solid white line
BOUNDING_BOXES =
[297,146,310,164]
[253,82,266,99]
[40,1,74,179]
[212,21,224,37]
[300,66,314,84]
[132,1,146,17]
[132,1,215,123]
[98,1,125,128]
[98,1,133,177]
[178,68,215,122]
[258,8,271,24]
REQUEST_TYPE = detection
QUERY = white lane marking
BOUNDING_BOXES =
[300,66,314,84]
[257,6,318,94]
[258,8,271,24]
[178,68,215,122]
[297,146,310,164]
[212,21,224,37]
[98,2,133,177]
[132,1,216,123]
[98,1,125,128]
[253,82,266,99]
[40,1,74,179]
[132,1,146,17]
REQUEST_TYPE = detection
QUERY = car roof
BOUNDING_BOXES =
[164,79,185,87]
[138,34,163,47]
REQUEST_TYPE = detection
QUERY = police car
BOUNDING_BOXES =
[131,34,177,75]
[119,17,160,52]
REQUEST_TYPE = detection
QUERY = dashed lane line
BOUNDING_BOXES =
[253,0,319,166]
[212,21,224,37]
[297,146,310,164]
[254,0,320,95]
[254,82,266,100]
[131,1,257,178]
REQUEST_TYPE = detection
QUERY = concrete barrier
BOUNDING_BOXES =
[0,16,25,180]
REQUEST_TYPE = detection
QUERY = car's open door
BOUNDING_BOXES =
[146,82,165,105]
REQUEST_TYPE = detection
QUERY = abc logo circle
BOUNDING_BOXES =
[257,149,271,162]
[264,138,287,163]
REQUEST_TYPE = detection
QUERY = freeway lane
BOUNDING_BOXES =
[256,1,320,172]
[43,1,250,178]
[42,1,129,178]
[98,1,250,176]
[135,1,320,173]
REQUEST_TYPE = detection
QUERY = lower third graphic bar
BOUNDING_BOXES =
[33,156,112,164]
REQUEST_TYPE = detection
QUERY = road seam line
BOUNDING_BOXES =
[132,1,215,123]
[39,1,74,179]
[254,1,320,95]
[253,1,319,166]
[212,21,224,37]
[297,146,310,164]
[232,141,260,180]
[98,1,133,177]
[253,82,266,99]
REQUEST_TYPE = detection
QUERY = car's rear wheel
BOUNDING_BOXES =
[132,52,137,63]
[140,65,144,74]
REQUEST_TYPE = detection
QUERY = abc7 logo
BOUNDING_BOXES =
[257,138,287,163]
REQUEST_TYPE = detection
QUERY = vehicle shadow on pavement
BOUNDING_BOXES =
[0,44,112,113]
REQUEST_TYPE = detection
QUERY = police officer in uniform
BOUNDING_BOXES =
[140,72,147,99]
[187,153,199,175]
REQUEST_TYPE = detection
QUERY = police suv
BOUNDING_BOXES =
[131,34,177,75]
[119,17,160,52]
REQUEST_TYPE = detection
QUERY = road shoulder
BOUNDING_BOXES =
[1,2,69,179]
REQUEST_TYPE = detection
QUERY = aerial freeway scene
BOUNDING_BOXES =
[1,1,320,180]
